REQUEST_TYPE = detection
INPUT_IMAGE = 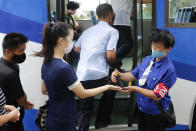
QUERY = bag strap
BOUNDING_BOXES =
[154,100,166,114]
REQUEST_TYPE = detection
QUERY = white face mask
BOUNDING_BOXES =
[63,41,73,54]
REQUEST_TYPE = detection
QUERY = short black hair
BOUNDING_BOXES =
[149,28,175,49]
[67,1,79,10]
[96,3,113,19]
[2,33,28,53]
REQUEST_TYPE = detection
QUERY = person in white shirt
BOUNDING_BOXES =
[74,3,119,130]
[110,0,133,70]
[94,0,134,128]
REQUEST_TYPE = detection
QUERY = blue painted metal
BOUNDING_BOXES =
[0,0,47,24]
[24,109,190,131]
[122,124,190,130]
[0,0,47,43]
[0,10,43,43]
[23,109,41,131]
[157,0,196,82]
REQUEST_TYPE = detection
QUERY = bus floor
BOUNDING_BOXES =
[88,124,190,131]
[88,124,137,131]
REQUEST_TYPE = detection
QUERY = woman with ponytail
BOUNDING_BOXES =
[35,22,120,131]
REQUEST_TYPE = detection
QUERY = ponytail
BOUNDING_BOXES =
[35,22,73,63]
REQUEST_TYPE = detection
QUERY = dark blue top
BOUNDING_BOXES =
[41,58,78,124]
[131,56,177,114]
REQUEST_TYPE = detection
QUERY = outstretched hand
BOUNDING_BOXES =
[120,86,136,93]
[106,85,122,91]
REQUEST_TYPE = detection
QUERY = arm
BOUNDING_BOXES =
[111,69,136,83]
[106,50,116,65]
[7,73,34,110]
[72,82,120,99]
[74,46,81,53]
[61,66,121,99]
[106,29,119,65]
[112,57,148,83]
[120,86,159,101]
[16,94,27,107]
[4,105,16,112]
[41,82,48,95]
[0,109,20,126]
[74,34,82,53]
[16,94,34,110]
[120,68,177,101]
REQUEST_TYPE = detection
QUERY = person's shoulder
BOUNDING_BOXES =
[58,59,73,71]
[0,62,17,77]
[110,27,119,34]
[79,26,95,37]
[143,55,152,62]
[166,57,176,73]
[57,60,76,78]
[106,26,119,37]
[64,13,70,18]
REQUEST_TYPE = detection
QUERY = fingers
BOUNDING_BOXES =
[111,71,117,83]
[107,85,122,91]
[120,89,130,93]
[4,105,16,112]
[111,68,121,83]
[25,104,33,110]
[9,105,16,111]
[10,109,20,122]
[123,87,130,90]
[113,86,122,91]
[114,69,119,75]
[16,111,20,121]
[24,101,34,110]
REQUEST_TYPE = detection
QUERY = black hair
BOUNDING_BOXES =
[96,3,113,19]
[67,1,79,10]
[35,22,73,63]
[2,33,28,54]
[149,28,175,49]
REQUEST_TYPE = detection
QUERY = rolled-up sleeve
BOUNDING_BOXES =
[154,68,177,99]
[131,66,139,79]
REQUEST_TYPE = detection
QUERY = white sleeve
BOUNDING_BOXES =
[67,80,80,90]
[75,35,82,48]
[107,29,119,51]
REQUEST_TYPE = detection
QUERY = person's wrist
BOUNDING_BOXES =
[106,85,110,90]
[132,86,138,91]
[6,113,13,121]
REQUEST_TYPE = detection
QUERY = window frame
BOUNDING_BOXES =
[165,0,196,28]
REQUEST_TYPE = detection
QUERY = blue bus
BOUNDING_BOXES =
[0,0,195,130]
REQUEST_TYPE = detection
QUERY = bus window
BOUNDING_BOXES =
[165,0,196,27]
[71,0,110,20]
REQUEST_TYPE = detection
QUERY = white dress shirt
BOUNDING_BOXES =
[111,0,133,26]
[75,21,119,81]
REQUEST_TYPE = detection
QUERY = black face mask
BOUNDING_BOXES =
[12,53,26,64]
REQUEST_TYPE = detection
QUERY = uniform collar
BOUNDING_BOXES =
[0,57,11,65]
[98,21,110,26]
[0,57,19,69]
[152,56,169,68]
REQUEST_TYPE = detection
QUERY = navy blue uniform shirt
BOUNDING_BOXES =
[42,58,79,124]
[131,56,177,114]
